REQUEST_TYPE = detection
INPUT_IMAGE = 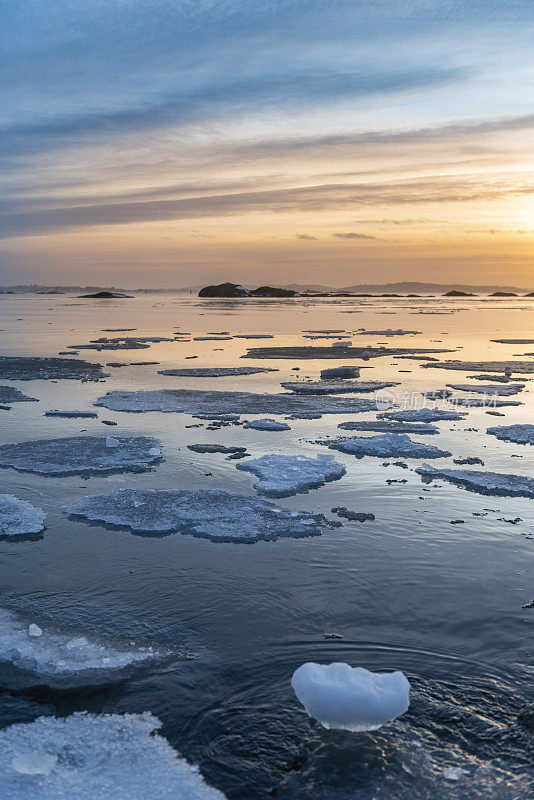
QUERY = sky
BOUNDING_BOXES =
[1,0,534,289]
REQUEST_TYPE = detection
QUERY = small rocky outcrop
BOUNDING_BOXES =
[78,291,132,298]
[198,282,297,298]
[443,290,477,297]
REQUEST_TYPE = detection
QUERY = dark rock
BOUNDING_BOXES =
[78,291,132,298]
[331,506,375,522]
[443,290,477,297]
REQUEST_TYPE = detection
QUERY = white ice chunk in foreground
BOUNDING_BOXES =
[0,494,46,536]
[68,489,334,542]
[291,662,410,732]
[487,424,534,445]
[0,608,160,686]
[322,433,451,459]
[0,436,162,476]
[416,464,534,498]
[0,712,226,799]
[236,453,346,497]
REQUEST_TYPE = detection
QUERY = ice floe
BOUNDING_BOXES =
[243,345,454,360]
[320,366,360,379]
[0,711,227,799]
[44,410,98,418]
[447,383,525,395]
[337,420,439,434]
[235,453,346,497]
[187,444,246,455]
[157,367,276,377]
[95,389,377,416]
[423,360,534,374]
[379,408,465,422]
[0,436,162,476]
[416,464,534,497]
[243,419,290,431]
[321,433,451,459]
[0,495,46,537]
[451,397,521,407]
[0,357,106,381]
[68,489,335,541]
[0,608,159,687]
[0,387,38,404]
[291,662,410,732]
[486,424,534,445]
[281,380,398,395]
[355,328,421,336]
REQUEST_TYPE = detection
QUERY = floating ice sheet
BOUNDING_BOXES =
[0,712,227,799]
[423,360,534,373]
[0,387,38,404]
[44,410,98,418]
[338,420,439,434]
[379,408,465,422]
[0,357,106,381]
[291,662,410,732]
[243,419,290,431]
[95,389,377,415]
[0,436,162,476]
[243,345,454,360]
[0,495,46,537]
[68,489,334,542]
[447,383,525,396]
[280,380,398,394]
[321,433,451,459]
[486,424,534,445]
[158,367,276,377]
[0,608,159,687]
[416,464,534,497]
[236,454,346,497]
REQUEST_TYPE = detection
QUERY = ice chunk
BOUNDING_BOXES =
[281,380,398,395]
[0,712,227,799]
[321,433,451,459]
[379,407,465,422]
[44,410,98,418]
[243,419,290,431]
[0,608,160,687]
[68,489,334,542]
[291,662,410,732]
[243,345,453,360]
[423,360,534,374]
[0,494,46,536]
[452,397,521,407]
[447,383,525,395]
[416,464,534,498]
[320,366,360,379]
[0,386,38,404]
[95,389,377,415]
[0,436,162,476]
[158,367,276,377]
[487,424,534,445]
[355,328,421,335]
[0,356,106,381]
[338,420,439,434]
[236,454,346,497]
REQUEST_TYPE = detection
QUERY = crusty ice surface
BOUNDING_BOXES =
[0,608,158,684]
[68,488,334,541]
[280,380,398,395]
[451,397,522,407]
[446,383,525,395]
[95,389,377,415]
[0,711,226,799]
[243,419,290,430]
[158,367,276,377]
[423,360,534,373]
[242,345,454,360]
[0,495,46,536]
[0,436,162,476]
[338,420,439,434]
[0,387,38,404]
[416,464,534,497]
[320,366,360,379]
[379,407,465,422]
[321,432,450,459]
[487,424,534,445]
[291,662,410,732]
[236,453,346,497]
[0,357,106,381]
[44,410,98,418]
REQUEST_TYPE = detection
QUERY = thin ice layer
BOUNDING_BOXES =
[68,488,334,542]
[0,495,46,536]
[95,389,377,415]
[379,408,465,422]
[416,464,534,497]
[0,609,158,685]
[0,387,38,404]
[280,380,398,394]
[338,420,439,434]
[0,436,162,476]
[0,712,226,799]
[447,383,525,395]
[487,424,534,445]
[0,357,106,381]
[291,662,410,732]
[158,367,276,377]
[321,433,451,459]
[236,454,346,497]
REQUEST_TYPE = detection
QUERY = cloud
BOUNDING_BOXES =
[296,233,318,240]
[332,232,378,239]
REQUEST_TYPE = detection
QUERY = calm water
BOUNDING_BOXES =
[0,293,532,798]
